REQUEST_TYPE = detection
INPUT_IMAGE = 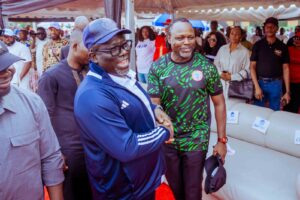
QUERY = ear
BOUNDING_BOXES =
[72,43,78,51]
[89,51,97,63]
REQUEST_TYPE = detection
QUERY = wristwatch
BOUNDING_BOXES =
[218,137,228,144]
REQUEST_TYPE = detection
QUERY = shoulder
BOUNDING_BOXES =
[194,53,216,72]
[152,54,169,69]
[75,81,117,112]
[44,61,67,75]
[10,86,44,109]
[14,42,29,52]
[239,44,249,53]
[218,44,229,52]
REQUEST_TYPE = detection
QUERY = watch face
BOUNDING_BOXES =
[218,137,228,143]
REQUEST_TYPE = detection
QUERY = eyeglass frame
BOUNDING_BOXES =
[93,39,132,57]
[208,38,217,42]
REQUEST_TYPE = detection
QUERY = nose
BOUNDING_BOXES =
[183,37,191,44]
[119,47,129,57]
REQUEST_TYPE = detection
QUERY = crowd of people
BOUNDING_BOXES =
[0,14,299,200]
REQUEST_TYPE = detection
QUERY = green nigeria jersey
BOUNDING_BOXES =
[148,52,223,152]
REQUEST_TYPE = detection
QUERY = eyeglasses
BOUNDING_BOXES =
[208,38,217,42]
[94,40,132,57]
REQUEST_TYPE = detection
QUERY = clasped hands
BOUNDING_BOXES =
[154,107,174,144]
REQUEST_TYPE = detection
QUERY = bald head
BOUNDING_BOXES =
[70,29,84,44]
[68,29,89,66]
[74,16,89,31]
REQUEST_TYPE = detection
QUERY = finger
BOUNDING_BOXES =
[165,138,174,144]
[157,114,164,123]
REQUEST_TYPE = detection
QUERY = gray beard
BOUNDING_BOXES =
[115,68,129,77]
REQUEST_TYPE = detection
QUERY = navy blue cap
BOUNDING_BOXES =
[0,41,23,71]
[204,155,227,194]
[83,18,131,49]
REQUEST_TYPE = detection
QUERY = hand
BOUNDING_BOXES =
[158,122,174,144]
[281,92,291,105]
[220,72,231,81]
[254,86,263,100]
[154,107,174,143]
[213,142,227,163]
[154,107,173,127]
[62,154,69,172]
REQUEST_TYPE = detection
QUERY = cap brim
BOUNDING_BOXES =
[0,52,23,71]
[94,28,132,46]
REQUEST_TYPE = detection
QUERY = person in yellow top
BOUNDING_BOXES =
[42,22,68,72]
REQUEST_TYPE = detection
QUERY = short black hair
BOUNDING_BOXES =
[211,20,218,25]
[167,18,192,35]
[37,27,46,32]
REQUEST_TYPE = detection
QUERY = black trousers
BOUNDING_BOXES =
[63,151,93,200]
[140,192,155,200]
[163,144,207,200]
[284,83,300,113]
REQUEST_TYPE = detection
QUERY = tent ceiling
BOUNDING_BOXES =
[3,0,300,22]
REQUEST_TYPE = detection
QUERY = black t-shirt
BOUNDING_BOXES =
[250,38,290,78]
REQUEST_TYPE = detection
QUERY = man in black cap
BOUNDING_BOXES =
[74,18,174,200]
[0,40,65,199]
[250,17,290,111]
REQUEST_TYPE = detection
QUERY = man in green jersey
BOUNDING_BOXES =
[148,18,227,200]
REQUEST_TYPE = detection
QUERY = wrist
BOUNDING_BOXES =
[156,105,164,111]
[218,136,228,144]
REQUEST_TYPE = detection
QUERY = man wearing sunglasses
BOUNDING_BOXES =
[74,18,174,200]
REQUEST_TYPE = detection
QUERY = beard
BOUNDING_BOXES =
[5,40,15,46]
[115,67,129,77]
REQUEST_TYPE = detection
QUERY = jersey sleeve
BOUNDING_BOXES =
[147,59,162,98]
[206,63,223,96]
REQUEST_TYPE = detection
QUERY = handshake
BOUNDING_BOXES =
[154,106,174,144]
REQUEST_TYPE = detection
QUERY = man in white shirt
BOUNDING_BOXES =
[3,28,32,90]
[277,27,288,44]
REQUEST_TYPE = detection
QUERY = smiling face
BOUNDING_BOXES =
[90,34,131,77]
[168,21,196,62]
[264,23,278,38]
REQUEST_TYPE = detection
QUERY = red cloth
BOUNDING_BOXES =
[45,184,175,200]
[288,46,300,83]
[153,35,170,61]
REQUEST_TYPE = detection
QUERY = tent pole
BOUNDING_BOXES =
[0,1,4,29]
[125,0,136,71]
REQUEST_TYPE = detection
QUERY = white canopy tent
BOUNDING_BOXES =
[2,0,299,69]
[3,0,300,22]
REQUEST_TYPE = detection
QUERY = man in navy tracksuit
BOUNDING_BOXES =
[74,18,174,200]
